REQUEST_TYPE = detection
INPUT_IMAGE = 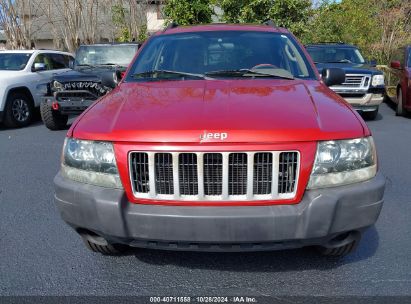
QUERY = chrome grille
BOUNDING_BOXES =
[179,153,198,195]
[203,153,223,196]
[278,152,298,194]
[228,153,248,195]
[332,74,371,90]
[155,153,174,194]
[253,153,273,195]
[130,152,149,193]
[129,151,300,201]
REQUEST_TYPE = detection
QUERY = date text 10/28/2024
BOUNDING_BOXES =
[149,297,257,303]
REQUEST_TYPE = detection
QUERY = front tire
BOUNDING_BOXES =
[362,108,378,120]
[3,91,34,128]
[40,101,68,130]
[81,235,128,255]
[317,233,361,257]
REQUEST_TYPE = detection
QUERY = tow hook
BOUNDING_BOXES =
[52,102,59,110]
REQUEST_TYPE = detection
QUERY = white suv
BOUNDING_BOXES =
[0,50,74,128]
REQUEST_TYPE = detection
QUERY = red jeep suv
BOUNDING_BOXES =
[54,24,385,256]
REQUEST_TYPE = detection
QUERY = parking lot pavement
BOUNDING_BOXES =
[0,102,410,297]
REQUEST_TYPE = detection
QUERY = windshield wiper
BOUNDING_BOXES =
[205,69,294,80]
[76,64,96,68]
[132,70,206,80]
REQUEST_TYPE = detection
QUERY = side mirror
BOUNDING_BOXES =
[390,61,401,69]
[69,60,75,69]
[101,71,121,89]
[33,62,46,72]
[368,59,377,67]
[321,68,345,87]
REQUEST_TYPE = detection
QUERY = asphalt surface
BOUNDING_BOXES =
[0,102,410,297]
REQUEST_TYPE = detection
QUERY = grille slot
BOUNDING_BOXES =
[179,153,198,195]
[203,153,223,196]
[228,153,248,195]
[253,153,273,195]
[130,152,150,193]
[278,152,298,194]
[130,151,299,201]
[342,75,363,87]
[155,153,174,194]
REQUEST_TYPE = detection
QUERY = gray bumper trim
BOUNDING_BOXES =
[54,172,385,250]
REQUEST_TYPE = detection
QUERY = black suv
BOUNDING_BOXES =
[306,43,385,120]
[41,43,139,130]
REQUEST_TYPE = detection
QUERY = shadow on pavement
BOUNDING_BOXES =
[130,226,379,272]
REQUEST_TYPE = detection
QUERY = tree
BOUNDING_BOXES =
[0,0,44,49]
[303,0,411,63]
[110,1,151,43]
[163,0,213,25]
[217,0,312,37]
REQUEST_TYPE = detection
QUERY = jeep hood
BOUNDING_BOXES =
[71,79,368,143]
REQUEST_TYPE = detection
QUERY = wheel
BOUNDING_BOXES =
[3,91,34,128]
[317,233,361,257]
[82,235,128,255]
[396,88,405,116]
[362,108,378,120]
[40,101,68,130]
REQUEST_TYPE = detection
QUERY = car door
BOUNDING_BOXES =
[387,48,405,103]
[29,53,73,106]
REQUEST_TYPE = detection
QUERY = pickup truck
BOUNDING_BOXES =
[306,43,385,120]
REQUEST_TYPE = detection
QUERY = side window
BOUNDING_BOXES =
[66,55,75,67]
[33,53,52,70]
[47,53,69,70]
[408,49,411,68]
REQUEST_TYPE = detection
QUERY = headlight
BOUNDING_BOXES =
[307,137,377,189]
[371,75,384,87]
[52,80,64,91]
[61,138,122,189]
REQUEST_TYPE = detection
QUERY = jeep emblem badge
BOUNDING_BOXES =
[200,131,228,142]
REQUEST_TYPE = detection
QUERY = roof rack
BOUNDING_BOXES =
[262,19,277,27]
[163,21,179,32]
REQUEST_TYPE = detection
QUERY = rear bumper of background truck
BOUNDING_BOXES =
[54,172,385,252]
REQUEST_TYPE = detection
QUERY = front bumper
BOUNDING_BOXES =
[342,93,384,112]
[44,90,97,115]
[54,172,385,251]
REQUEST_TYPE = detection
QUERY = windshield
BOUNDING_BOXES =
[0,53,32,70]
[75,44,138,67]
[127,31,316,81]
[306,46,365,64]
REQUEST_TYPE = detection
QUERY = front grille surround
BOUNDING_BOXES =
[129,151,300,202]
[331,74,371,93]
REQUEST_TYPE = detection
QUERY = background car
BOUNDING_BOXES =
[384,45,411,116]
[306,43,385,120]
[40,43,139,130]
[0,50,74,128]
